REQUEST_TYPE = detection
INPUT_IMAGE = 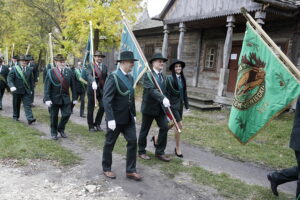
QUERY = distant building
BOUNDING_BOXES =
[133,0,300,107]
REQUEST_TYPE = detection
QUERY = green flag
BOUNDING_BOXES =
[228,22,300,144]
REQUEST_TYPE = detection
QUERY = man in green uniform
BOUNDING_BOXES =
[86,51,108,132]
[44,54,77,140]
[138,53,171,162]
[9,55,19,71]
[71,61,87,117]
[0,57,10,110]
[26,55,39,107]
[102,51,142,181]
[7,55,36,124]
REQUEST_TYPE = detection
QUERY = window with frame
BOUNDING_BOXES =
[204,45,217,70]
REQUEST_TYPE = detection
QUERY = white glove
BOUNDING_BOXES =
[73,100,78,105]
[45,100,52,107]
[92,81,97,90]
[108,120,116,131]
[163,97,170,107]
[10,87,16,92]
[134,117,136,122]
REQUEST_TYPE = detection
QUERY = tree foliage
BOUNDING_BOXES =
[0,0,143,61]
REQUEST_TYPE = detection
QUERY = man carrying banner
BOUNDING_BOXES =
[0,57,9,110]
[86,51,108,132]
[102,51,142,181]
[44,54,77,140]
[138,53,171,162]
[267,96,300,199]
[71,61,87,118]
[7,55,36,124]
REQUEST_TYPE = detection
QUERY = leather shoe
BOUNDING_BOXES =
[28,118,36,125]
[89,127,97,132]
[267,173,278,196]
[80,115,86,118]
[139,154,151,160]
[51,135,58,140]
[103,171,116,179]
[126,173,143,181]
[156,154,171,162]
[175,148,183,158]
[59,130,68,138]
[0,107,2,110]
[96,125,104,132]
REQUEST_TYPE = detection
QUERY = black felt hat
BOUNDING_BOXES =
[169,59,185,71]
[12,55,19,60]
[54,54,66,61]
[149,53,168,64]
[94,51,106,58]
[117,51,138,62]
[19,55,29,61]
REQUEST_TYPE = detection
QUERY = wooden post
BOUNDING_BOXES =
[255,10,266,27]
[217,15,235,97]
[162,24,169,58]
[49,33,54,67]
[177,22,185,60]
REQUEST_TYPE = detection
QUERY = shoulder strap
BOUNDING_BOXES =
[15,65,29,89]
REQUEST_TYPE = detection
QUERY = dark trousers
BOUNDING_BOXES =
[138,112,169,155]
[31,88,35,104]
[50,103,71,136]
[71,92,86,116]
[102,121,137,173]
[87,93,104,129]
[12,93,34,121]
[272,151,300,198]
[0,87,5,108]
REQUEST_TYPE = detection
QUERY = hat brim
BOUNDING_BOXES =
[94,54,106,58]
[54,59,66,61]
[169,61,185,70]
[149,58,168,64]
[117,58,138,62]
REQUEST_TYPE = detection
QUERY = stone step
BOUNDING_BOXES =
[189,101,222,111]
[188,94,214,105]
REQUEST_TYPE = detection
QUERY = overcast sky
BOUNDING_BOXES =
[146,0,169,17]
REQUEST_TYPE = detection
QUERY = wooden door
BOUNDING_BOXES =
[227,43,242,92]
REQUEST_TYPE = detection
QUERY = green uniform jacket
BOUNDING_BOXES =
[141,71,167,116]
[166,75,189,110]
[44,67,77,105]
[43,64,53,83]
[103,70,136,124]
[7,65,34,94]
[86,63,108,96]
[0,65,9,89]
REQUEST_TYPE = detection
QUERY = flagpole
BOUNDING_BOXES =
[241,7,300,80]
[49,33,54,68]
[5,46,8,65]
[11,43,14,63]
[25,44,31,55]
[89,21,98,107]
[120,10,181,133]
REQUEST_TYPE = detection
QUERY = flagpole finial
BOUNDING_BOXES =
[119,9,125,18]
[241,7,248,15]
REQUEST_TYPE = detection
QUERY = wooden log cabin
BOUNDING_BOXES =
[133,0,300,109]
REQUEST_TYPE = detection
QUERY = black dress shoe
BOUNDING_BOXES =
[267,173,279,196]
[151,136,158,148]
[28,118,36,125]
[89,127,97,132]
[0,107,2,110]
[175,148,183,158]
[51,135,58,140]
[59,131,68,138]
[96,125,104,132]
[80,115,86,118]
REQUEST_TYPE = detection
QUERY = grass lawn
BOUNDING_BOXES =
[32,106,292,199]
[0,115,80,166]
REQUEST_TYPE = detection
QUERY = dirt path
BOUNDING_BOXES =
[0,94,224,200]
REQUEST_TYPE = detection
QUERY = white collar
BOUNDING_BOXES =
[153,68,161,75]
[120,67,127,75]
[176,74,181,78]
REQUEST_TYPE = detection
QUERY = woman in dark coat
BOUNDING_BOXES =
[166,59,189,157]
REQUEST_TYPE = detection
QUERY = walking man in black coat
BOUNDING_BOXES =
[0,57,9,110]
[102,51,142,181]
[268,96,300,199]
